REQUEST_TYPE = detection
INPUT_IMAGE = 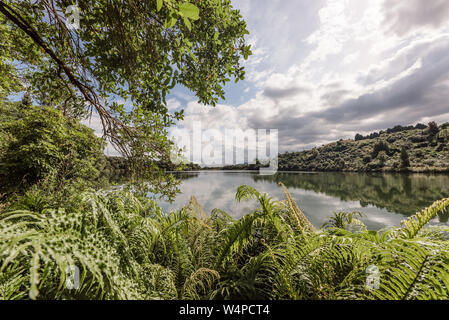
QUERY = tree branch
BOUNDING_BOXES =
[0,0,132,157]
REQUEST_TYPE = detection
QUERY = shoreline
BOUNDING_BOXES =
[170,169,449,175]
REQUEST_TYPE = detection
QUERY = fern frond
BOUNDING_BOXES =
[417,226,449,241]
[187,195,208,220]
[214,212,261,270]
[182,268,220,300]
[235,185,261,203]
[278,182,315,233]
[210,209,234,232]
[0,263,27,300]
[372,240,449,300]
[397,198,449,239]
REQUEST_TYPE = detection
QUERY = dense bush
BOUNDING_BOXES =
[0,103,108,201]
[428,121,440,136]
[371,141,389,159]
[400,147,410,168]
[354,123,428,142]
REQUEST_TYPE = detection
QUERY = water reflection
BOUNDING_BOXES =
[158,171,449,230]
[253,172,449,222]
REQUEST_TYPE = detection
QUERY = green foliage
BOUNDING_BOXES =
[400,146,410,168]
[277,122,449,173]
[0,0,251,198]
[0,104,107,200]
[322,211,365,229]
[397,198,449,239]
[428,121,439,136]
[371,141,389,159]
[1,184,449,300]
[0,190,178,299]
[371,240,449,300]
[0,14,30,99]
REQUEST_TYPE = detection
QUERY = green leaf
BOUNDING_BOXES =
[157,0,163,12]
[214,31,219,40]
[183,17,191,31]
[186,47,197,62]
[179,3,199,20]
[165,15,177,29]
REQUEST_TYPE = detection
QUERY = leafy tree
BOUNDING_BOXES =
[20,92,32,107]
[355,133,363,141]
[0,0,251,198]
[400,146,410,168]
[368,132,380,139]
[428,121,439,136]
[371,141,389,159]
[415,123,427,130]
[0,104,107,199]
[377,150,387,166]
[0,14,27,100]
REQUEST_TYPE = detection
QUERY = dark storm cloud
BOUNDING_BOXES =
[263,86,309,100]
[383,0,449,36]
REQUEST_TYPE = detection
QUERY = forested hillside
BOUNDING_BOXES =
[279,122,449,172]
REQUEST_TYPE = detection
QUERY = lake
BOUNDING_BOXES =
[158,171,449,230]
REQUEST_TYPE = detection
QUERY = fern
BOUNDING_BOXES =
[278,182,315,233]
[372,240,449,300]
[235,185,261,202]
[1,186,449,300]
[397,198,449,239]
[214,212,261,270]
[0,208,143,299]
[182,268,220,300]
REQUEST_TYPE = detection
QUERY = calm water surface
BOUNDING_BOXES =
[158,171,449,230]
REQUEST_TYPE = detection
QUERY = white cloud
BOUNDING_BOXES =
[166,98,181,111]
[170,0,449,160]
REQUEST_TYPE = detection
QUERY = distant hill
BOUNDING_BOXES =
[278,122,449,172]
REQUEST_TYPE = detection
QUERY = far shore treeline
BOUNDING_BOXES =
[179,121,449,173]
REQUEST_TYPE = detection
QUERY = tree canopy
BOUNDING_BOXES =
[0,0,251,198]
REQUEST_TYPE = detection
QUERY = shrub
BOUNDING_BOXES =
[371,141,389,159]
[377,151,387,166]
[0,104,107,200]
[400,147,410,168]
[428,121,439,136]
[415,123,427,130]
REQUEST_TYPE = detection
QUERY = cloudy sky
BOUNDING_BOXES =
[162,0,449,164]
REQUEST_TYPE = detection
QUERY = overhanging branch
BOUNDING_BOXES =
[0,0,132,157]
